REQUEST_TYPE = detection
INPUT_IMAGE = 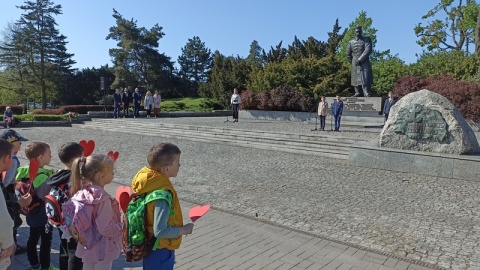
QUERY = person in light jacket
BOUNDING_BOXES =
[230,88,241,122]
[144,91,154,118]
[153,90,161,118]
[317,96,328,131]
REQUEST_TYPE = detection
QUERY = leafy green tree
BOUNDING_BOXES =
[248,56,349,98]
[326,19,346,55]
[246,40,263,68]
[407,51,480,80]
[338,11,381,64]
[106,9,173,91]
[371,54,408,96]
[0,0,75,109]
[415,0,480,53]
[262,41,287,64]
[60,65,115,105]
[199,51,250,106]
[177,36,212,83]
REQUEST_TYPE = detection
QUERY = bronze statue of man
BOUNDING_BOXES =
[346,26,373,97]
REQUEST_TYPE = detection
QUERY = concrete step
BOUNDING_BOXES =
[81,120,368,159]
[92,119,368,144]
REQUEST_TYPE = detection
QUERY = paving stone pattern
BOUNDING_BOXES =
[10,117,480,269]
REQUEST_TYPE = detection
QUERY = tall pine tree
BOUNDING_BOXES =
[0,0,75,109]
[177,36,212,83]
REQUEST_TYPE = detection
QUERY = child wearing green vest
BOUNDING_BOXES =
[131,143,194,270]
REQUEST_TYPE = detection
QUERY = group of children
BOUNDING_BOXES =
[0,129,194,270]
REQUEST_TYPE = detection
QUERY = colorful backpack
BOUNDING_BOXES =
[122,190,173,262]
[14,172,47,215]
[62,196,101,249]
[45,184,69,227]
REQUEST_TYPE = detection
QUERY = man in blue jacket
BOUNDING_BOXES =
[332,95,344,132]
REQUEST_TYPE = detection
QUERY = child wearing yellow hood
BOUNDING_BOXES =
[131,143,194,270]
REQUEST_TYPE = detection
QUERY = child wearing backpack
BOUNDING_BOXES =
[0,129,31,256]
[0,139,16,270]
[67,154,121,270]
[131,143,194,270]
[15,142,57,270]
[45,142,84,270]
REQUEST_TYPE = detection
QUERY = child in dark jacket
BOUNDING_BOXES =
[16,142,57,270]
[45,142,84,270]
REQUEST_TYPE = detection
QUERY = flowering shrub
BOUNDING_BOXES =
[240,87,315,112]
[394,75,480,122]
[31,109,64,115]
[31,105,115,115]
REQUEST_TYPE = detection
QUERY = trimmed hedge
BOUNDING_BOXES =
[32,105,115,115]
[1,115,64,122]
[0,105,24,115]
[394,75,480,122]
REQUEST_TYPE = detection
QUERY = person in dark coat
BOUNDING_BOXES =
[332,95,344,132]
[346,26,373,97]
[132,88,142,118]
[121,87,132,117]
[383,91,396,121]
[113,88,122,119]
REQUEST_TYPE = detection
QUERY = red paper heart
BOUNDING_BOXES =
[115,186,132,213]
[189,205,210,222]
[107,151,119,162]
[79,140,95,157]
[29,159,40,182]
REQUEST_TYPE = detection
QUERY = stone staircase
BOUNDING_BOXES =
[80,119,371,159]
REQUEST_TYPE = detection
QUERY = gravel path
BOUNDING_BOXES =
[12,120,480,269]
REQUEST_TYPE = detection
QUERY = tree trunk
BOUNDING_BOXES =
[475,9,480,56]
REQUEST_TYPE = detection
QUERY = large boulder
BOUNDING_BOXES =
[380,89,480,154]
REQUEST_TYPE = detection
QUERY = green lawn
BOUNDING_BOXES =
[161,97,224,112]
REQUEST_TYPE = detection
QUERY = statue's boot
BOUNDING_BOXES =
[363,85,373,97]
[352,86,362,97]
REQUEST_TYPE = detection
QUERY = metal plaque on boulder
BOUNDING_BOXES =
[394,104,447,142]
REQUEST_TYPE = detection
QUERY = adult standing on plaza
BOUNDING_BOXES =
[113,88,122,119]
[332,95,344,132]
[144,91,154,118]
[153,90,161,118]
[133,87,142,118]
[230,88,241,122]
[317,96,328,131]
[121,87,131,117]
[383,91,396,121]
[346,26,373,97]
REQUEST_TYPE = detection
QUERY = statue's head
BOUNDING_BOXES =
[354,26,362,38]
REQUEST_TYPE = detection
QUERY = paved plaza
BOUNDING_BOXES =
[9,117,480,269]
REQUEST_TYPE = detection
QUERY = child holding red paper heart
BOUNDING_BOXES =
[15,142,57,270]
[45,142,84,270]
[131,142,194,270]
[69,154,122,270]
